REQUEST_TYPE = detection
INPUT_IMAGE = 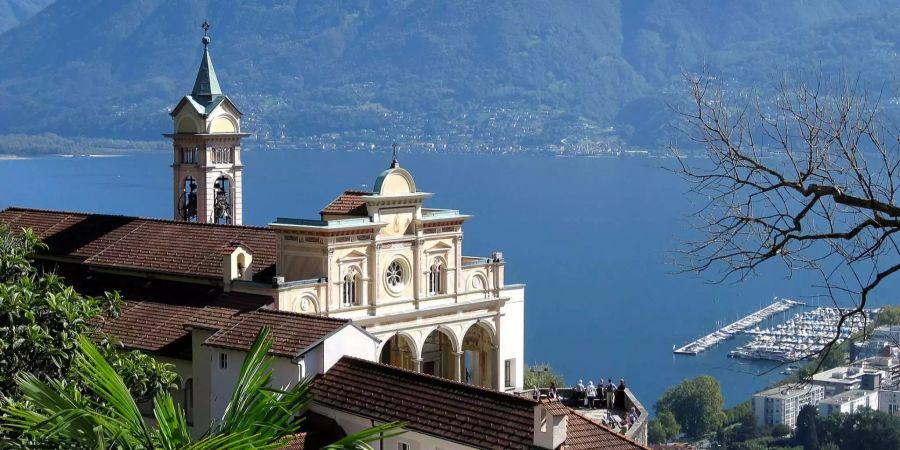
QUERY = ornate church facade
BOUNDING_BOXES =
[164,26,525,391]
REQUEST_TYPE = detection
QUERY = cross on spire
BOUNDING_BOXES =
[202,20,210,36]
[391,142,400,168]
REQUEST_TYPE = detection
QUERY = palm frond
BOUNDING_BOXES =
[153,391,192,449]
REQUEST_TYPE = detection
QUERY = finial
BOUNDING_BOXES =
[391,142,400,168]
[201,20,211,46]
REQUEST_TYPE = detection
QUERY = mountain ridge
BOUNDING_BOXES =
[0,0,898,150]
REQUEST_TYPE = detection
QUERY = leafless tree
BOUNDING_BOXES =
[673,71,900,369]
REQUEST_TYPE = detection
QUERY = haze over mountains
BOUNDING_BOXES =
[1,0,898,151]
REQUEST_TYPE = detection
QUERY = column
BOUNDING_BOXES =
[413,358,423,373]
[453,351,464,383]
[493,344,503,391]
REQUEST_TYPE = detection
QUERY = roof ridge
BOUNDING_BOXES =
[2,206,275,232]
[339,356,538,406]
[255,307,350,323]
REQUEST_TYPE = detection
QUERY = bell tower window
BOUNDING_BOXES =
[179,176,198,222]
[212,176,233,225]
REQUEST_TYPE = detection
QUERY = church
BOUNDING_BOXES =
[0,26,646,449]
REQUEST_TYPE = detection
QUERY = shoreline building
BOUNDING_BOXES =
[753,385,825,428]
[0,26,647,448]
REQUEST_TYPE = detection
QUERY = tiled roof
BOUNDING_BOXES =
[280,433,306,450]
[320,191,370,217]
[204,309,350,358]
[565,410,648,450]
[61,267,270,357]
[312,358,646,450]
[0,207,277,281]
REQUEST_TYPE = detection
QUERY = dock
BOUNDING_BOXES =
[673,298,804,355]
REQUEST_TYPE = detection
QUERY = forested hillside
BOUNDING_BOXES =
[0,0,897,150]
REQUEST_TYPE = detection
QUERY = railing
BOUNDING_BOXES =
[462,256,492,267]
[520,386,648,446]
[421,209,462,219]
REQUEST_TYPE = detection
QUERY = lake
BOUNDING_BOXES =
[0,149,893,410]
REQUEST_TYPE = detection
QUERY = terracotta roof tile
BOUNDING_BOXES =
[312,358,646,450]
[204,309,350,358]
[320,191,371,217]
[565,410,649,450]
[281,433,306,450]
[0,207,277,280]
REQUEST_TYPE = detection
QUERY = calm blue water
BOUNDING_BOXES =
[0,150,894,410]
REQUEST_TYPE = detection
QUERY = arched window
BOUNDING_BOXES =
[342,271,359,307]
[180,176,198,222]
[212,176,232,224]
[428,261,444,295]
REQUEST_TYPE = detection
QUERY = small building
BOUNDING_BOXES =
[817,389,879,416]
[753,385,825,428]
[811,366,886,396]
[878,390,900,416]
[854,355,900,388]
[852,325,900,361]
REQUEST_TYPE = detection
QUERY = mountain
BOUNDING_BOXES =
[0,0,53,34]
[0,0,898,150]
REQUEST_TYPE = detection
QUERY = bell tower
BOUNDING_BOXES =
[166,21,247,225]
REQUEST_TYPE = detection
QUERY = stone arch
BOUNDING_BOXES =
[374,167,417,195]
[291,294,319,314]
[378,331,418,372]
[176,115,201,133]
[462,320,498,389]
[468,272,489,294]
[209,115,237,133]
[420,326,460,380]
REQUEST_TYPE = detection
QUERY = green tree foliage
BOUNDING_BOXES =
[3,328,403,449]
[816,409,900,450]
[0,227,176,400]
[655,375,725,438]
[648,410,681,444]
[875,305,900,327]
[795,404,819,450]
[523,362,565,389]
[648,419,666,444]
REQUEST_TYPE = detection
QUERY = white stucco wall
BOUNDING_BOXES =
[322,325,378,371]
[500,284,526,391]
[311,405,474,450]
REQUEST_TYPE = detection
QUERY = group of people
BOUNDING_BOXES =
[604,407,639,432]
[573,378,626,409]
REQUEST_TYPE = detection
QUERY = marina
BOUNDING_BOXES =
[729,307,878,362]
[673,298,804,355]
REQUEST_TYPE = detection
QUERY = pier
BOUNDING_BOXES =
[673,298,804,355]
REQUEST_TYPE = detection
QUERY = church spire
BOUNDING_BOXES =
[191,20,222,99]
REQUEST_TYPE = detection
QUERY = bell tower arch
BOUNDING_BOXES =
[166,21,248,225]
